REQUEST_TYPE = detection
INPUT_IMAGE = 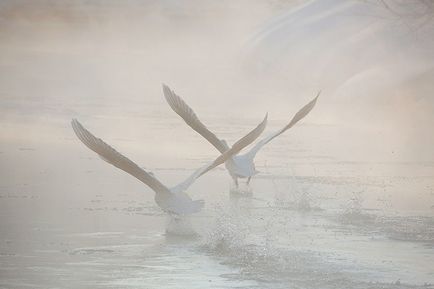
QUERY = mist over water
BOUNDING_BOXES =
[1,1,434,288]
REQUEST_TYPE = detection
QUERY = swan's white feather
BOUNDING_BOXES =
[171,113,267,193]
[245,92,320,159]
[163,84,318,181]
[72,113,266,214]
[163,84,229,153]
[71,119,172,197]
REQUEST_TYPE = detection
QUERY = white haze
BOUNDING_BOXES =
[1,1,434,288]
[1,0,433,163]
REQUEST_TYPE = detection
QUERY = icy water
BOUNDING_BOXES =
[1,107,433,289]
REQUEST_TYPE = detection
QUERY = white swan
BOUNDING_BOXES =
[163,84,319,188]
[71,116,267,215]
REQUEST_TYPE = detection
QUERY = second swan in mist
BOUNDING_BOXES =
[163,84,319,188]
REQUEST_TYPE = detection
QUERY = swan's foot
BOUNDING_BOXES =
[229,183,253,197]
[233,177,239,189]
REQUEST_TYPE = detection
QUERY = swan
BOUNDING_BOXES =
[163,84,319,188]
[71,116,267,215]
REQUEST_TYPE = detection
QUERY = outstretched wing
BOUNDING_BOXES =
[163,84,229,153]
[171,113,268,193]
[245,92,320,159]
[71,119,171,197]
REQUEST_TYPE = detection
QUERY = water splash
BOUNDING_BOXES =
[198,194,434,289]
[165,215,198,237]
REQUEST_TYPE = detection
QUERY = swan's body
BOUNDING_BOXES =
[225,154,257,180]
[71,115,266,215]
[163,84,319,187]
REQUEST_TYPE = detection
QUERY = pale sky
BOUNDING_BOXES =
[0,0,433,161]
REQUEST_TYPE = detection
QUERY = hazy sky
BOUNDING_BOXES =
[0,0,433,161]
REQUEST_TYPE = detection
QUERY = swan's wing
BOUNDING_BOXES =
[163,84,229,153]
[171,113,268,193]
[170,162,214,194]
[71,119,172,197]
[245,92,320,159]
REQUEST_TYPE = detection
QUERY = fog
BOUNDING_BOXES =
[1,0,433,160]
[1,1,434,288]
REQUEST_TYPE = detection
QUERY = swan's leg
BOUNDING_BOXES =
[233,177,239,188]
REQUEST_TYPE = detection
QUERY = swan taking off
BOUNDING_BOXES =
[163,84,319,188]
[71,116,267,215]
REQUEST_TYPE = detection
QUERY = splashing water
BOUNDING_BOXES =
[165,215,198,237]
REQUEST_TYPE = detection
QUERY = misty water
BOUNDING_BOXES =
[1,109,434,288]
[1,1,434,288]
